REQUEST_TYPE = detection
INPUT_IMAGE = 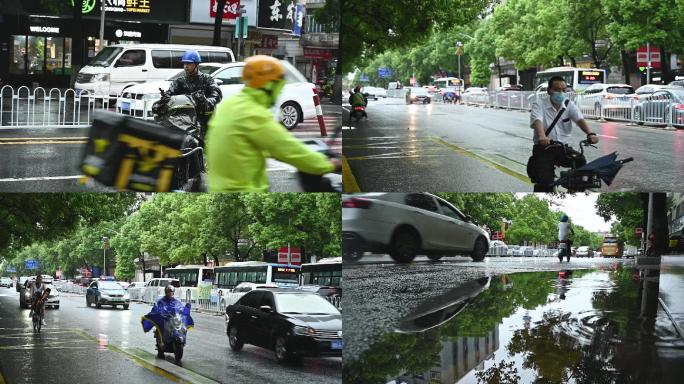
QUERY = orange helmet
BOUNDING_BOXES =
[241,55,285,89]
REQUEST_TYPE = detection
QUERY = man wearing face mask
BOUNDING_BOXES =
[205,55,340,192]
[529,76,599,192]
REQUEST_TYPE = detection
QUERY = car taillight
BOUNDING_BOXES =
[342,197,372,209]
[674,104,684,110]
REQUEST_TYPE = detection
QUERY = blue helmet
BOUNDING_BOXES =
[181,50,202,64]
[560,214,569,222]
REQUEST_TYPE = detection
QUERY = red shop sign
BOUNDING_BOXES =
[304,48,332,60]
[210,0,240,20]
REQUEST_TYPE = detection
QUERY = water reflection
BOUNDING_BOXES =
[344,267,684,384]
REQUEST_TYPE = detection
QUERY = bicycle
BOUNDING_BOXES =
[32,289,49,333]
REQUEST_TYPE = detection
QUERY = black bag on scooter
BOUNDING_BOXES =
[526,99,569,182]
[80,110,186,192]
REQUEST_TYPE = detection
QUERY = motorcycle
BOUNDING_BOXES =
[141,301,193,363]
[550,139,633,192]
[297,126,342,192]
[350,105,367,123]
[152,89,206,192]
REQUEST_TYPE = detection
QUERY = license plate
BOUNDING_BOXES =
[111,297,122,302]
[120,102,130,111]
[331,340,343,350]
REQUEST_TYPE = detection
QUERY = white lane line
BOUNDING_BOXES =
[0,175,83,182]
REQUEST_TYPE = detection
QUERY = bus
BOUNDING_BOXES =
[534,67,606,92]
[214,261,301,291]
[300,257,342,288]
[601,234,624,258]
[163,265,215,302]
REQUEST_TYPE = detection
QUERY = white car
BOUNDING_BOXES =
[218,282,278,308]
[125,281,146,301]
[489,240,508,256]
[576,246,593,257]
[342,192,490,263]
[116,61,316,130]
[362,86,386,99]
[141,278,180,303]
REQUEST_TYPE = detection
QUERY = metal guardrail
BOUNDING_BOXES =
[487,247,560,257]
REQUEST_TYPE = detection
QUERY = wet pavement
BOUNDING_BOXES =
[0,288,341,384]
[0,104,341,192]
[343,256,684,383]
[342,98,684,192]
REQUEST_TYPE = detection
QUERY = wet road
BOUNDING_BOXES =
[0,289,341,384]
[342,98,684,192]
[0,104,341,192]
[343,255,684,383]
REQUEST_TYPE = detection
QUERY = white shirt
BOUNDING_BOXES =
[530,96,584,145]
[558,222,571,241]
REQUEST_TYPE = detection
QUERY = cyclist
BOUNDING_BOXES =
[28,275,48,326]
[529,76,599,191]
[205,55,339,192]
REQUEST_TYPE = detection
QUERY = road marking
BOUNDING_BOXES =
[433,137,532,184]
[0,175,84,182]
[342,156,361,192]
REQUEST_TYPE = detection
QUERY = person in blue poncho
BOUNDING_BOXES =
[141,284,194,359]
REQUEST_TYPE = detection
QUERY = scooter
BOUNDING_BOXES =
[558,240,572,262]
[142,302,193,363]
[152,90,206,192]
[350,105,367,123]
[551,139,633,192]
[297,126,342,192]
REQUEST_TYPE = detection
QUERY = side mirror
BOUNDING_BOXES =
[214,79,223,86]
[259,305,273,313]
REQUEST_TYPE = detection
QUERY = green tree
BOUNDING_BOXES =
[436,192,516,231]
[505,195,558,246]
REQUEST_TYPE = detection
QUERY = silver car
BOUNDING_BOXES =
[342,193,490,263]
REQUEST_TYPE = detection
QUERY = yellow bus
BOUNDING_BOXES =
[601,234,624,257]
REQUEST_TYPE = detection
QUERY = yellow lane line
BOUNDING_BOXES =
[342,155,361,193]
[432,137,532,184]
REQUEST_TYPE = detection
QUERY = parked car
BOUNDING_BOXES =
[424,85,440,94]
[362,86,386,99]
[507,245,522,256]
[494,84,524,107]
[116,60,316,130]
[141,278,181,303]
[126,281,147,301]
[225,288,342,364]
[0,277,12,288]
[86,279,130,309]
[580,83,637,116]
[16,276,30,292]
[521,247,535,257]
[220,282,279,308]
[576,246,594,257]
[75,44,234,97]
[633,87,684,127]
[489,240,508,256]
[406,87,432,104]
[635,84,667,100]
[342,193,490,263]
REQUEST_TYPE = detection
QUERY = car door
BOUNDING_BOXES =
[109,49,148,94]
[236,291,264,345]
[402,193,451,250]
[434,197,478,250]
[252,292,276,348]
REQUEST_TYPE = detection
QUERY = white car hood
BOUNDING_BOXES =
[78,65,109,75]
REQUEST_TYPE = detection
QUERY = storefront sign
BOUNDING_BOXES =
[103,0,150,14]
[257,35,278,50]
[115,29,142,38]
[29,26,60,34]
[258,0,296,31]
[292,4,304,36]
[304,48,332,60]
[209,0,240,20]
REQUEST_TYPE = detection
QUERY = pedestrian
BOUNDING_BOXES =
[527,76,599,191]
[405,87,412,105]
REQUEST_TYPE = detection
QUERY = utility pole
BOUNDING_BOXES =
[99,0,106,49]
[212,0,227,46]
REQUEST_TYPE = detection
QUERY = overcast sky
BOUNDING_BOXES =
[518,193,614,232]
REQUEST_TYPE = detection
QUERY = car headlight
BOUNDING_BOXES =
[100,294,110,299]
[293,325,316,336]
[92,73,110,82]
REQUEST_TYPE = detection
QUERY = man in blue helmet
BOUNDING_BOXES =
[557,214,574,262]
[157,50,222,137]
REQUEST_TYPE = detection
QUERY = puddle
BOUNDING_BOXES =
[344,266,684,383]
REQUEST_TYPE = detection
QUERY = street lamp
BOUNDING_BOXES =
[456,41,464,91]
[101,236,109,276]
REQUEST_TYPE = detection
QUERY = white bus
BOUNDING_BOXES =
[300,257,342,288]
[433,77,464,90]
[534,67,606,92]
[214,262,301,291]
[163,265,215,303]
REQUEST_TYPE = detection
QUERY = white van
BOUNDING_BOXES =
[74,44,235,97]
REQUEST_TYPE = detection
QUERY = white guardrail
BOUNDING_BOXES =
[57,282,342,313]
[384,88,683,129]
[487,247,561,257]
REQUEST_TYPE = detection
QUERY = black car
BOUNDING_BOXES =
[86,280,130,309]
[296,285,341,309]
[225,288,342,364]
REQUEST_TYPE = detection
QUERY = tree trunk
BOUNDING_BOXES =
[558,56,565,67]
[212,0,227,47]
[71,0,84,87]
[570,57,577,67]
[660,46,671,83]
[213,255,220,267]
[621,49,631,85]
